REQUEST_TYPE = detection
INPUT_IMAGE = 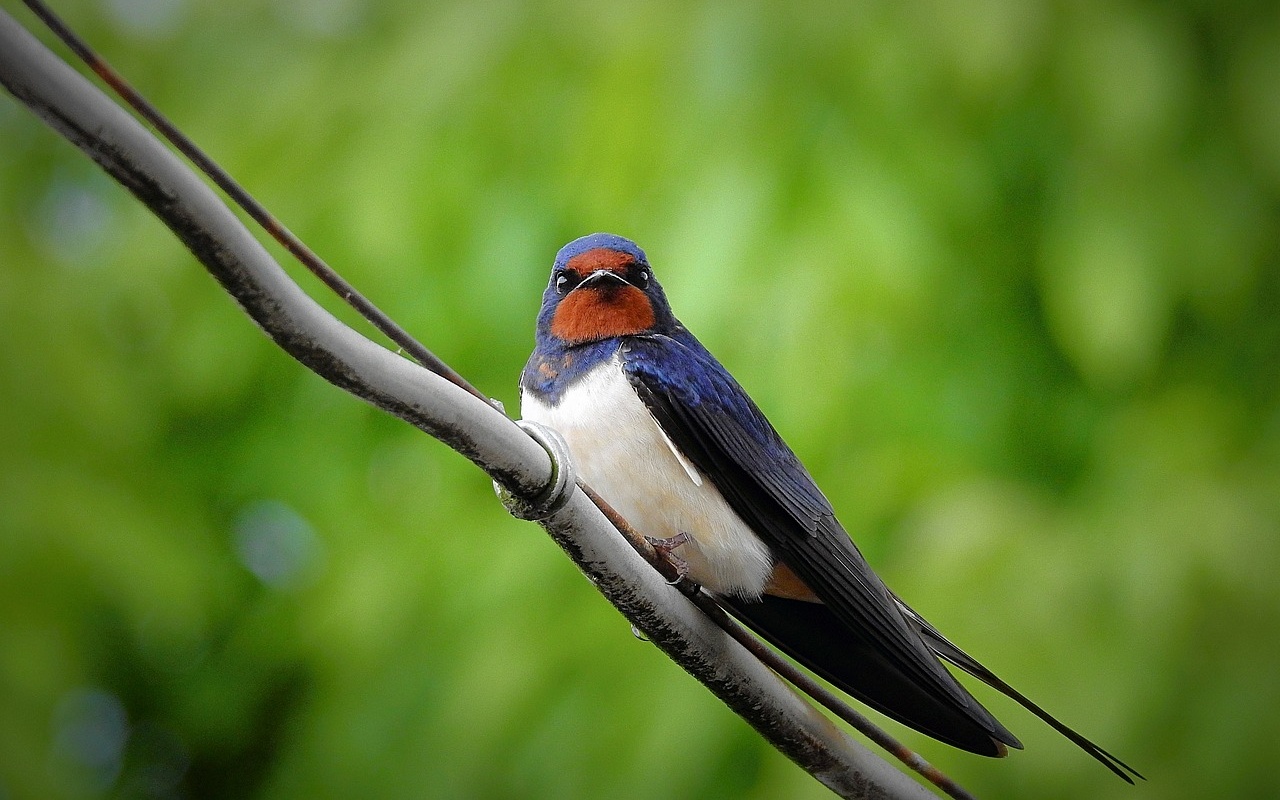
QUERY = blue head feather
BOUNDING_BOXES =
[523,233,680,402]
[554,232,649,267]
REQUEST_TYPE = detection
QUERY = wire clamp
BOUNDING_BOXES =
[496,420,577,521]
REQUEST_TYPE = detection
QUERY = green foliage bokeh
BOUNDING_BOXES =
[2,1,1278,798]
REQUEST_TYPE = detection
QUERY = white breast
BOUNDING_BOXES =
[521,355,775,599]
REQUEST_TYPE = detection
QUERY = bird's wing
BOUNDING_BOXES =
[622,334,1012,741]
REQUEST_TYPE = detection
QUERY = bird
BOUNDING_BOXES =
[519,232,1141,783]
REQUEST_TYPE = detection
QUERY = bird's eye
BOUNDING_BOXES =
[555,273,570,294]
[635,269,650,289]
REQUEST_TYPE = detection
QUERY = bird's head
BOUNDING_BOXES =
[536,233,675,345]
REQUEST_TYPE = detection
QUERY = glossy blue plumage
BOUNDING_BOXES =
[621,332,835,530]
[556,232,648,265]
[520,337,618,403]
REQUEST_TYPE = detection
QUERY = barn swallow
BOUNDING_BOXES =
[520,232,1140,782]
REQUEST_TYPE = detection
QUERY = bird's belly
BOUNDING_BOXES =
[521,357,774,598]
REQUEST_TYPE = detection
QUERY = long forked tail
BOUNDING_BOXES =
[720,595,1021,757]
[893,596,1145,784]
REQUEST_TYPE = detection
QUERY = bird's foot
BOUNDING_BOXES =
[644,531,694,588]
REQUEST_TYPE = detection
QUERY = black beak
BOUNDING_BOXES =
[578,270,631,289]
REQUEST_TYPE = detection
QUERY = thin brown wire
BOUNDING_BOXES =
[21,0,489,405]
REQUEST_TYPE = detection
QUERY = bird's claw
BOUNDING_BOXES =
[644,531,695,588]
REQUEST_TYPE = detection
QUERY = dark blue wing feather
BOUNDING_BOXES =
[621,332,1014,742]
[621,331,1147,781]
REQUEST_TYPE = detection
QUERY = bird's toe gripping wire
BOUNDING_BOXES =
[644,531,695,588]
[496,420,578,521]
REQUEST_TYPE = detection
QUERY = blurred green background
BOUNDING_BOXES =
[2,1,1277,798]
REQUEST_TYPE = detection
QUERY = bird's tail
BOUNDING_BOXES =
[721,594,1020,757]
[892,595,1145,784]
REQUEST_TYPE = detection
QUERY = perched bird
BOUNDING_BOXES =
[520,232,1141,782]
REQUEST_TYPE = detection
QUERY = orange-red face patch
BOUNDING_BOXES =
[551,283,656,343]
[564,247,635,277]
[551,247,654,343]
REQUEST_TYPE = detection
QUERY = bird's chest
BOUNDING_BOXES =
[520,357,773,598]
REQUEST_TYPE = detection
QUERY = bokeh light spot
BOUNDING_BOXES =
[234,500,324,590]
[51,688,129,792]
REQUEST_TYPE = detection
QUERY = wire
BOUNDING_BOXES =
[21,0,491,405]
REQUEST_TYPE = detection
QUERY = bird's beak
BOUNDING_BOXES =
[578,270,631,290]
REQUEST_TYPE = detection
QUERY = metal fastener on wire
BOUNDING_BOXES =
[495,420,577,521]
